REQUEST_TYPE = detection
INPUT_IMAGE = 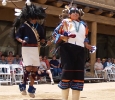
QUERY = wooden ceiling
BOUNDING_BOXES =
[0,0,115,18]
[32,0,115,18]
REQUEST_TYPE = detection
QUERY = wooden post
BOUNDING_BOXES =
[90,21,97,74]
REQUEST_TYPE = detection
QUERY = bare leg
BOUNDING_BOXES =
[46,70,54,84]
[62,88,69,100]
[29,67,38,86]
[72,90,80,100]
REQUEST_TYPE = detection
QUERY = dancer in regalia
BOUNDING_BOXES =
[13,3,47,98]
[52,2,96,100]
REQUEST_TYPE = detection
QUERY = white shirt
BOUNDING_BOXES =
[39,61,47,70]
[94,62,103,70]
[63,19,86,47]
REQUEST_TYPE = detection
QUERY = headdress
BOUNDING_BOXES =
[11,3,47,41]
[59,0,84,20]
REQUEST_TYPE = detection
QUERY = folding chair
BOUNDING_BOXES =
[94,70,104,79]
[106,67,115,81]
[0,64,12,85]
[11,64,24,85]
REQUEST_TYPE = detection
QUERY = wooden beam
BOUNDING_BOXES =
[73,0,115,11]
[34,0,47,4]
[0,1,63,16]
[82,13,115,26]
[51,1,63,7]
[83,6,90,13]
[104,12,114,17]
[0,1,115,26]
[93,9,103,15]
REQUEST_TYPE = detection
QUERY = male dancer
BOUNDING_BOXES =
[53,3,96,100]
[13,4,47,98]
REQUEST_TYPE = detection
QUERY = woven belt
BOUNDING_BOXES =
[22,44,38,47]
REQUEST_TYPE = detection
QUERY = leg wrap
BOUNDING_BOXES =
[23,70,30,84]
[58,81,70,89]
[58,81,84,91]
[28,86,36,93]
[19,83,26,91]
[31,71,37,80]
[70,81,84,91]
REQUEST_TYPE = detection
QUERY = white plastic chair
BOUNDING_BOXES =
[11,64,24,85]
[94,70,104,79]
[0,64,12,85]
[106,67,115,81]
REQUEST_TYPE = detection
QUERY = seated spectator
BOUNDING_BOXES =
[112,59,115,67]
[13,54,21,64]
[38,56,54,85]
[0,55,8,64]
[6,51,14,64]
[43,56,50,70]
[0,51,2,60]
[85,58,91,72]
[49,55,62,77]
[102,58,107,68]
[111,58,114,64]
[94,58,107,81]
[106,58,112,67]
[0,55,8,73]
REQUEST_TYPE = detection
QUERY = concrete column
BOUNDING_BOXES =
[90,21,97,74]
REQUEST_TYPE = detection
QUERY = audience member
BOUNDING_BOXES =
[49,55,62,77]
[94,58,107,81]
[106,58,112,67]
[102,58,107,68]
[0,55,8,73]
[43,56,50,70]
[111,59,115,67]
[6,51,14,64]
[85,58,91,72]
[0,55,8,64]
[0,51,2,60]
[38,56,54,85]
[13,54,21,64]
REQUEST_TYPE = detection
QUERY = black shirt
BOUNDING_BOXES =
[16,21,45,44]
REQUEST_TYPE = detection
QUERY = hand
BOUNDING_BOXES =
[46,40,52,46]
[89,46,96,53]
[85,43,92,50]
[60,35,69,42]
[21,40,27,44]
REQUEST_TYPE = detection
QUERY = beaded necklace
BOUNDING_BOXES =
[72,21,81,32]
[32,23,38,29]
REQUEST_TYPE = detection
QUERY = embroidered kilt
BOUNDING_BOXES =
[58,43,85,91]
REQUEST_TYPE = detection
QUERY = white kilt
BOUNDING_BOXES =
[22,47,40,66]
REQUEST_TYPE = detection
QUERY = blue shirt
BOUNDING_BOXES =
[16,21,45,44]
[50,60,59,68]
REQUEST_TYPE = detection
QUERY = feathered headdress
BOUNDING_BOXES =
[11,3,47,42]
[59,0,84,20]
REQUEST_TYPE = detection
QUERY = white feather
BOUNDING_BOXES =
[15,8,22,13]
[15,12,21,16]
[25,0,31,6]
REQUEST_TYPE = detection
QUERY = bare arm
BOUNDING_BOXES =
[84,42,92,50]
